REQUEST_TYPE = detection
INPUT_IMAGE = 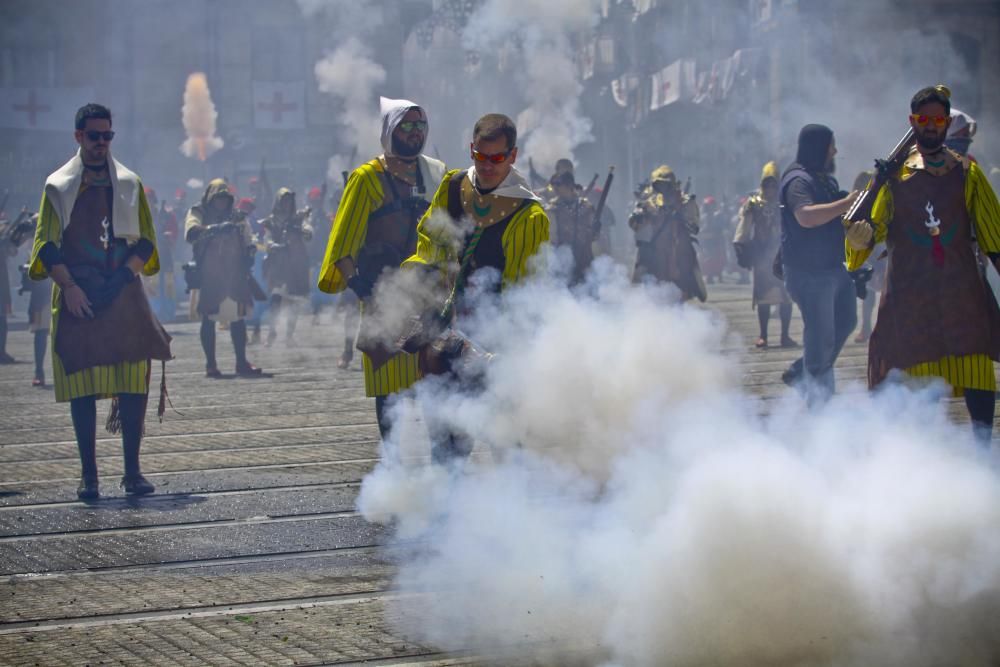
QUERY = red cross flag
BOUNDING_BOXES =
[0,87,96,131]
[649,59,695,111]
[252,81,305,130]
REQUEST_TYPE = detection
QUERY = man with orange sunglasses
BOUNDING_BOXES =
[403,113,549,464]
[846,85,1000,444]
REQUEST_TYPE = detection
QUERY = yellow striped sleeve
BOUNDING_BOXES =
[137,183,160,275]
[846,182,892,271]
[501,202,550,285]
[966,162,1000,254]
[317,161,384,293]
[29,190,62,280]
[403,169,462,274]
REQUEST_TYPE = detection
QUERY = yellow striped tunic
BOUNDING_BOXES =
[403,168,550,289]
[317,159,422,397]
[29,185,161,402]
[846,160,1000,395]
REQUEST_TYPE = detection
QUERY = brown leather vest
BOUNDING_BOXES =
[868,163,1000,386]
[364,166,428,261]
[56,184,172,375]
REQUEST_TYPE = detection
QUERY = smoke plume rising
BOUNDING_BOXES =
[462,0,599,175]
[179,72,224,162]
[313,36,386,183]
[358,255,1000,666]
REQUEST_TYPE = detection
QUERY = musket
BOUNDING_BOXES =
[582,173,600,199]
[592,166,615,235]
[844,128,915,226]
[528,158,546,189]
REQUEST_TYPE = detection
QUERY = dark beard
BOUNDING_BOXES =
[916,131,945,152]
[391,134,422,158]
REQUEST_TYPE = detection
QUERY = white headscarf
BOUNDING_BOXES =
[468,165,541,202]
[43,149,143,241]
[379,96,427,157]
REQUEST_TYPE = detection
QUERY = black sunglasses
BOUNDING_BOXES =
[85,130,115,142]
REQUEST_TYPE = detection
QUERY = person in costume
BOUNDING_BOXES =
[260,188,313,347]
[0,209,34,363]
[545,171,596,284]
[143,187,179,323]
[185,179,263,378]
[629,165,706,302]
[29,103,172,499]
[846,85,1000,443]
[733,161,796,348]
[17,212,52,387]
[402,112,550,464]
[317,97,446,438]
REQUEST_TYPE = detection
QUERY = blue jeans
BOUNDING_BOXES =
[783,265,858,404]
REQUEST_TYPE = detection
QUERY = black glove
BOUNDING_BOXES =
[90,265,135,311]
[848,266,873,301]
[347,274,374,300]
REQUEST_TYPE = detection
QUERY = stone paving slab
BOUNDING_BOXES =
[0,549,392,624]
[0,461,378,506]
[0,514,385,575]
[0,441,380,484]
[0,596,435,666]
[0,485,360,537]
[0,424,379,464]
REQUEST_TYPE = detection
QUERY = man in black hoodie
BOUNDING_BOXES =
[779,124,858,404]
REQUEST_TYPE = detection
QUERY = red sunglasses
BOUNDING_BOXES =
[910,114,948,128]
[471,147,514,164]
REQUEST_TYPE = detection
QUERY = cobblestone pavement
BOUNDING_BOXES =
[0,284,994,665]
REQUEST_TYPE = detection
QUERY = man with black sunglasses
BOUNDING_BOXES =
[28,103,172,499]
[318,96,446,442]
[845,85,1000,444]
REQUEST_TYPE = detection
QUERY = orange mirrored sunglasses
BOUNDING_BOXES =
[910,114,948,128]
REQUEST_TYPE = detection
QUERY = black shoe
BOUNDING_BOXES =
[781,360,804,387]
[235,362,263,377]
[121,474,155,496]
[0,352,15,364]
[77,476,100,501]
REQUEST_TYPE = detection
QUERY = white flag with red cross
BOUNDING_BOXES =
[252,81,305,130]
[0,87,96,131]
[649,59,695,111]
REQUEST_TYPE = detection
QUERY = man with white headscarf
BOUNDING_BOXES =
[318,97,446,441]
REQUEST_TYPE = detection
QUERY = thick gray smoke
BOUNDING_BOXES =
[358,254,1000,666]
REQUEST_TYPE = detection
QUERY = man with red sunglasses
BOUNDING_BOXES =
[402,113,550,464]
[846,84,1000,444]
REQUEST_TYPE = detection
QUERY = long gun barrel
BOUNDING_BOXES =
[844,128,915,225]
[592,167,615,234]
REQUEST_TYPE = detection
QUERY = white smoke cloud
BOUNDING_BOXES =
[179,72,224,161]
[314,36,386,183]
[461,0,601,175]
[358,254,1000,665]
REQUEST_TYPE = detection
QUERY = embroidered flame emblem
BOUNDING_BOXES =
[924,201,941,237]
[100,217,110,250]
